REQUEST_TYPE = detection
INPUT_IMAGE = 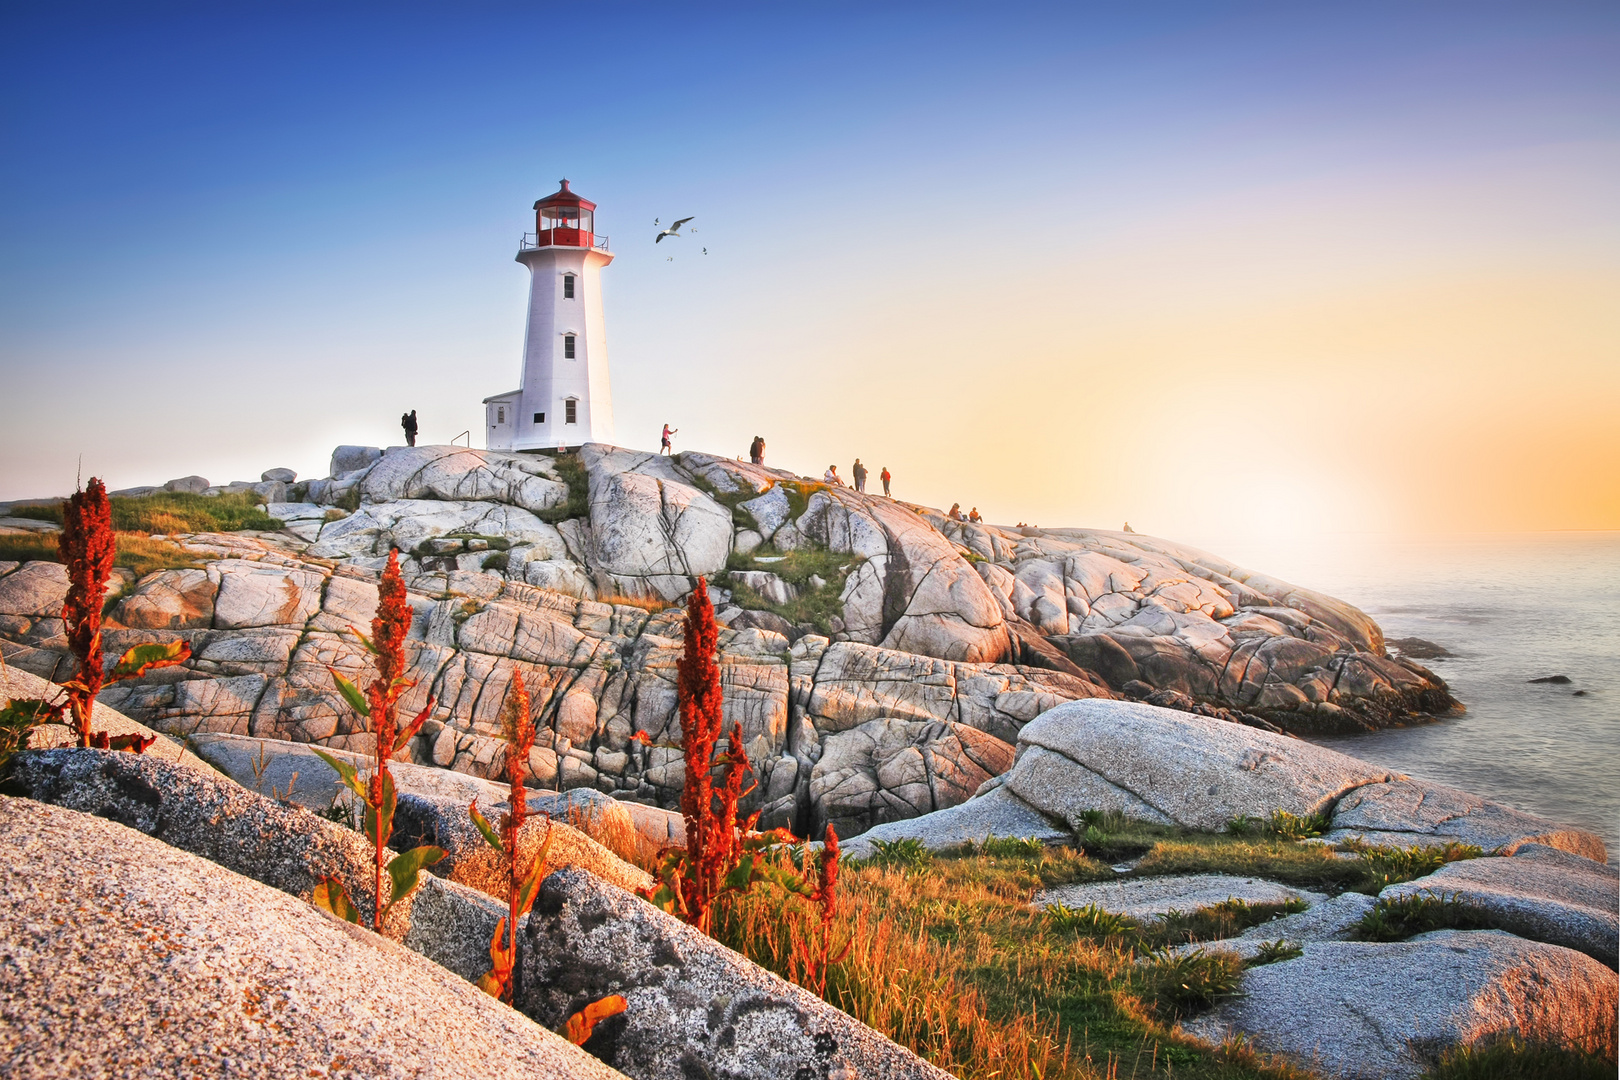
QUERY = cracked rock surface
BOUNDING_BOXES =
[2,441,1457,840]
[0,797,627,1080]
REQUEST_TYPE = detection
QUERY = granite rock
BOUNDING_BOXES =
[1380,844,1618,968]
[1179,930,1618,1079]
[0,798,623,1080]
[1328,777,1607,862]
[1035,874,1329,921]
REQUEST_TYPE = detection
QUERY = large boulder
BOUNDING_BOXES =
[7,747,412,937]
[1004,699,1394,832]
[581,445,733,599]
[1381,844,1618,969]
[0,560,69,617]
[1036,874,1329,921]
[1328,778,1607,862]
[0,798,623,1080]
[211,561,326,629]
[329,444,382,475]
[518,866,953,1080]
[1179,931,1618,1080]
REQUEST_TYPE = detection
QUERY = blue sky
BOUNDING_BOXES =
[2,2,1616,548]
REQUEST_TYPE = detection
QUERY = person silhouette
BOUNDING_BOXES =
[402,410,419,447]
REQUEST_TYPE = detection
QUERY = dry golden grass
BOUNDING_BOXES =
[0,531,202,578]
[598,593,672,613]
[713,843,1316,1080]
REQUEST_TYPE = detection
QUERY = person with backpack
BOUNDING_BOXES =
[402,410,418,447]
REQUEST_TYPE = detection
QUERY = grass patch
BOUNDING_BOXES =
[1355,892,1495,941]
[1425,1035,1616,1079]
[538,451,589,523]
[713,836,1322,1080]
[0,532,202,577]
[722,544,861,635]
[10,491,281,534]
[1339,839,1484,893]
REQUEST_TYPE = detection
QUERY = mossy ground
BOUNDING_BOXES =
[713,822,1605,1080]
[0,531,204,578]
[722,545,860,634]
[9,491,282,534]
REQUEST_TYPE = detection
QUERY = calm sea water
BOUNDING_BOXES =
[1201,531,1619,860]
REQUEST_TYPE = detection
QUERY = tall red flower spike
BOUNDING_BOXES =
[58,478,116,747]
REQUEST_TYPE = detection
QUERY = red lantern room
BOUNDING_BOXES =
[531,179,598,249]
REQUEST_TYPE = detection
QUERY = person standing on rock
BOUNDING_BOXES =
[749,436,765,465]
[852,459,868,494]
[880,466,891,497]
[402,410,418,447]
[661,424,678,455]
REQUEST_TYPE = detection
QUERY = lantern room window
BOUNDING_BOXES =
[564,334,576,359]
[565,398,577,424]
[563,273,575,298]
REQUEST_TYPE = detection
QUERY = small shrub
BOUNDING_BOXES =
[1226,814,1260,836]
[323,507,348,522]
[0,696,59,774]
[1356,891,1494,941]
[1426,1035,1616,1079]
[1248,939,1304,966]
[860,837,934,873]
[1266,809,1330,840]
[1343,840,1485,894]
[1133,949,1244,1018]
[1043,901,1136,938]
[335,485,362,512]
[976,835,1048,859]
[481,552,509,572]
[311,549,444,932]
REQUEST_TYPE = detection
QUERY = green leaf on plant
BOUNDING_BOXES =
[469,800,504,853]
[346,624,379,655]
[383,844,445,915]
[514,826,556,921]
[313,876,361,923]
[108,639,192,682]
[311,748,367,800]
[328,668,371,717]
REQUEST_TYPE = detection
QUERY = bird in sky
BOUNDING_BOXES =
[702,247,708,255]
[655,217,694,243]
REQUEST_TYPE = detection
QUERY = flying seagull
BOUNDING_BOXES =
[655,217,694,243]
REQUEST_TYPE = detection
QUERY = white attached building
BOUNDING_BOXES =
[484,180,615,451]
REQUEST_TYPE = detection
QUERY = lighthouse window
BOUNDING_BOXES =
[564,334,576,359]
[565,399,577,424]
[534,412,544,424]
[563,274,575,298]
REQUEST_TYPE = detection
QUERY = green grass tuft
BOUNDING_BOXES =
[1132,949,1245,1018]
[1247,940,1304,966]
[857,837,935,873]
[1044,901,1137,938]
[1265,810,1330,840]
[1356,891,1495,941]
[1425,1035,1616,1079]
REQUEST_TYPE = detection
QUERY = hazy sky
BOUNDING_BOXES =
[2,2,1616,554]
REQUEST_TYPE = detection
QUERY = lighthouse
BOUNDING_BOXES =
[483,180,614,451]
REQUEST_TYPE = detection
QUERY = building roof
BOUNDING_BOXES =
[481,390,522,404]
[533,178,597,212]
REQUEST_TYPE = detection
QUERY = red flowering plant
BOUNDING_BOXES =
[467,668,628,1042]
[311,549,444,932]
[1,478,189,763]
[640,578,843,955]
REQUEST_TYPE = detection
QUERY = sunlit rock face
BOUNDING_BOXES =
[0,441,1455,839]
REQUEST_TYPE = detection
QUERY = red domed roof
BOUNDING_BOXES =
[533,178,596,213]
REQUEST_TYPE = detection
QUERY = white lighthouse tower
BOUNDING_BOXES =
[484,180,614,451]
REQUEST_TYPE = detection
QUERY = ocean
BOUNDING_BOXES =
[1204,531,1619,860]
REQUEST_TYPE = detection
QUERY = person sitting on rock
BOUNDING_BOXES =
[824,465,844,486]
[880,466,891,497]
[852,459,868,493]
[968,507,982,523]
[948,502,963,520]
[749,436,765,465]
[402,410,418,448]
